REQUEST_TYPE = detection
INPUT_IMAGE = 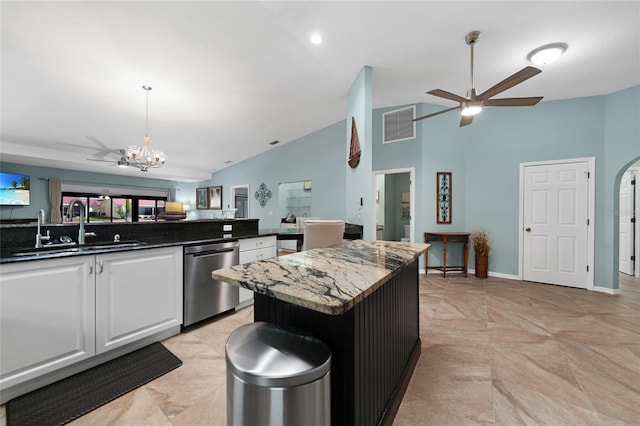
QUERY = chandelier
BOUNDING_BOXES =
[125,85,166,172]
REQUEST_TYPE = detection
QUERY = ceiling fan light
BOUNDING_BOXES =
[461,104,482,116]
[527,43,566,65]
[310,33,322,45]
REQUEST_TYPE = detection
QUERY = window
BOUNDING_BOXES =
[62,193,167,224]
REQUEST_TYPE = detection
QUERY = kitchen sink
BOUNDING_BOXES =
[79,241,147,250]
[11,247,83,257]
[11,241,147,257]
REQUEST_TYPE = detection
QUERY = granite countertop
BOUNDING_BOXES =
[212,239,429,315]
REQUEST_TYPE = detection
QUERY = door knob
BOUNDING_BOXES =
[525,227,531,232]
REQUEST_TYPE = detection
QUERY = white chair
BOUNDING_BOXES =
[303,220,345,251]
[296,216,323,231]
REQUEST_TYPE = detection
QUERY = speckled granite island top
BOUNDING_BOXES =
[212,239,429,315]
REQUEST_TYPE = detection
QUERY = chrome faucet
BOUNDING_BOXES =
[35,209,50,248]
[67,199,96,244]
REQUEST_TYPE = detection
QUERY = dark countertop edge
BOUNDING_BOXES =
[0,233,276,264]
[0,218,260,229]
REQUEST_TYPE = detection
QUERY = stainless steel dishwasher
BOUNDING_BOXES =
[184,240,239,327]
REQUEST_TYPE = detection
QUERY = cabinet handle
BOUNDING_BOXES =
[256,253,264,259]
[89,261,94,275]
[99,260,104,274]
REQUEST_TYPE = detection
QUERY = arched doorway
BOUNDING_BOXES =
[614,156,640,291]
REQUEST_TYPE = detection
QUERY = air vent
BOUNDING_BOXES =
[383,105,416,144]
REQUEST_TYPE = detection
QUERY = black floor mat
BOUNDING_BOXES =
[6,342,182,426]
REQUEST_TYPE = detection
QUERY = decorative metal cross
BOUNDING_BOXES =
[254,182,272,207]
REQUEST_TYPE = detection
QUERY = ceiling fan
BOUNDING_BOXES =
[86,149,130,167]
[414,31,543,127]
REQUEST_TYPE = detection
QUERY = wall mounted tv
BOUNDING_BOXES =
[0,172,31,206]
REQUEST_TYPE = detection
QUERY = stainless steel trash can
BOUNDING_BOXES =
[226,322,331,426]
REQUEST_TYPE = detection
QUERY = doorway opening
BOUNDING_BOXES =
[230,185,249,218]
[372,168,415,243]
[618,160,640,279]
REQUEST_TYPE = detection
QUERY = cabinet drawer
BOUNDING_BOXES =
[239,236,276,252]
[239,246,276,264]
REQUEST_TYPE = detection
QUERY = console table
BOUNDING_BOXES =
[424,232,470,277]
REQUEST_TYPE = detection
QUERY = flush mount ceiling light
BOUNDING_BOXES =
[125,85,166,172]
[527,43,567,66]
[310,33,322,45]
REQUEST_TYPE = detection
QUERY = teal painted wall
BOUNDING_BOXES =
[0,162,176,221]
[4,84,638,289]
[202,120,347,229]
[345,66,373,238]
[465,96,606,276]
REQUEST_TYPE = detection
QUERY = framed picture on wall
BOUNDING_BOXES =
[196,188,208,210]
[208,186,222,210]
[436,172,452,224]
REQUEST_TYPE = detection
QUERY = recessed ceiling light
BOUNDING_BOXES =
[310,33,322,45]
[527,43,567,65]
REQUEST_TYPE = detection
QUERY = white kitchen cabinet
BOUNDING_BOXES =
[95,246,183,354]
[0,246,183,397]
[0,256,95,392]
[237,236,277,308]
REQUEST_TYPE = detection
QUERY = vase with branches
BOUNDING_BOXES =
[471,229,492,278]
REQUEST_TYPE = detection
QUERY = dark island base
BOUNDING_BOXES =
[254,259,421,426]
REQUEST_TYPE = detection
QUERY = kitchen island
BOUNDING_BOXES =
[212,239,429,425]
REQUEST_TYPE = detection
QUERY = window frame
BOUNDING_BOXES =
[61,191,168,223]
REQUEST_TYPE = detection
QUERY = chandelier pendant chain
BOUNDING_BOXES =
[144,85,150,140]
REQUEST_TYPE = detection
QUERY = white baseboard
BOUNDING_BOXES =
[593,286,621,295]
[422,268,622,294]
[422,268,519,281]
[477,270,520,281]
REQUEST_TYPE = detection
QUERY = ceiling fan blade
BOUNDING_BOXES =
[413,106,461,122]
[460,115,474,127]
[427,89,468,104]
[483,96,543,107]
[86,158,114,163]
[478,66,541,100]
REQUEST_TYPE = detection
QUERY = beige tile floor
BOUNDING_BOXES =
[2,274,639,425]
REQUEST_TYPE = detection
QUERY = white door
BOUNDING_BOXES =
[522,161,590,288]
[619,170,635,275]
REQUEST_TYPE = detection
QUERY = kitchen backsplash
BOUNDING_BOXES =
[0,219,259,253]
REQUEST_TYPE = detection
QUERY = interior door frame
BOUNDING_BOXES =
[619,169,636,276]
[626,167,640,278]
[371,167,415,243]
[518,157,595,290]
